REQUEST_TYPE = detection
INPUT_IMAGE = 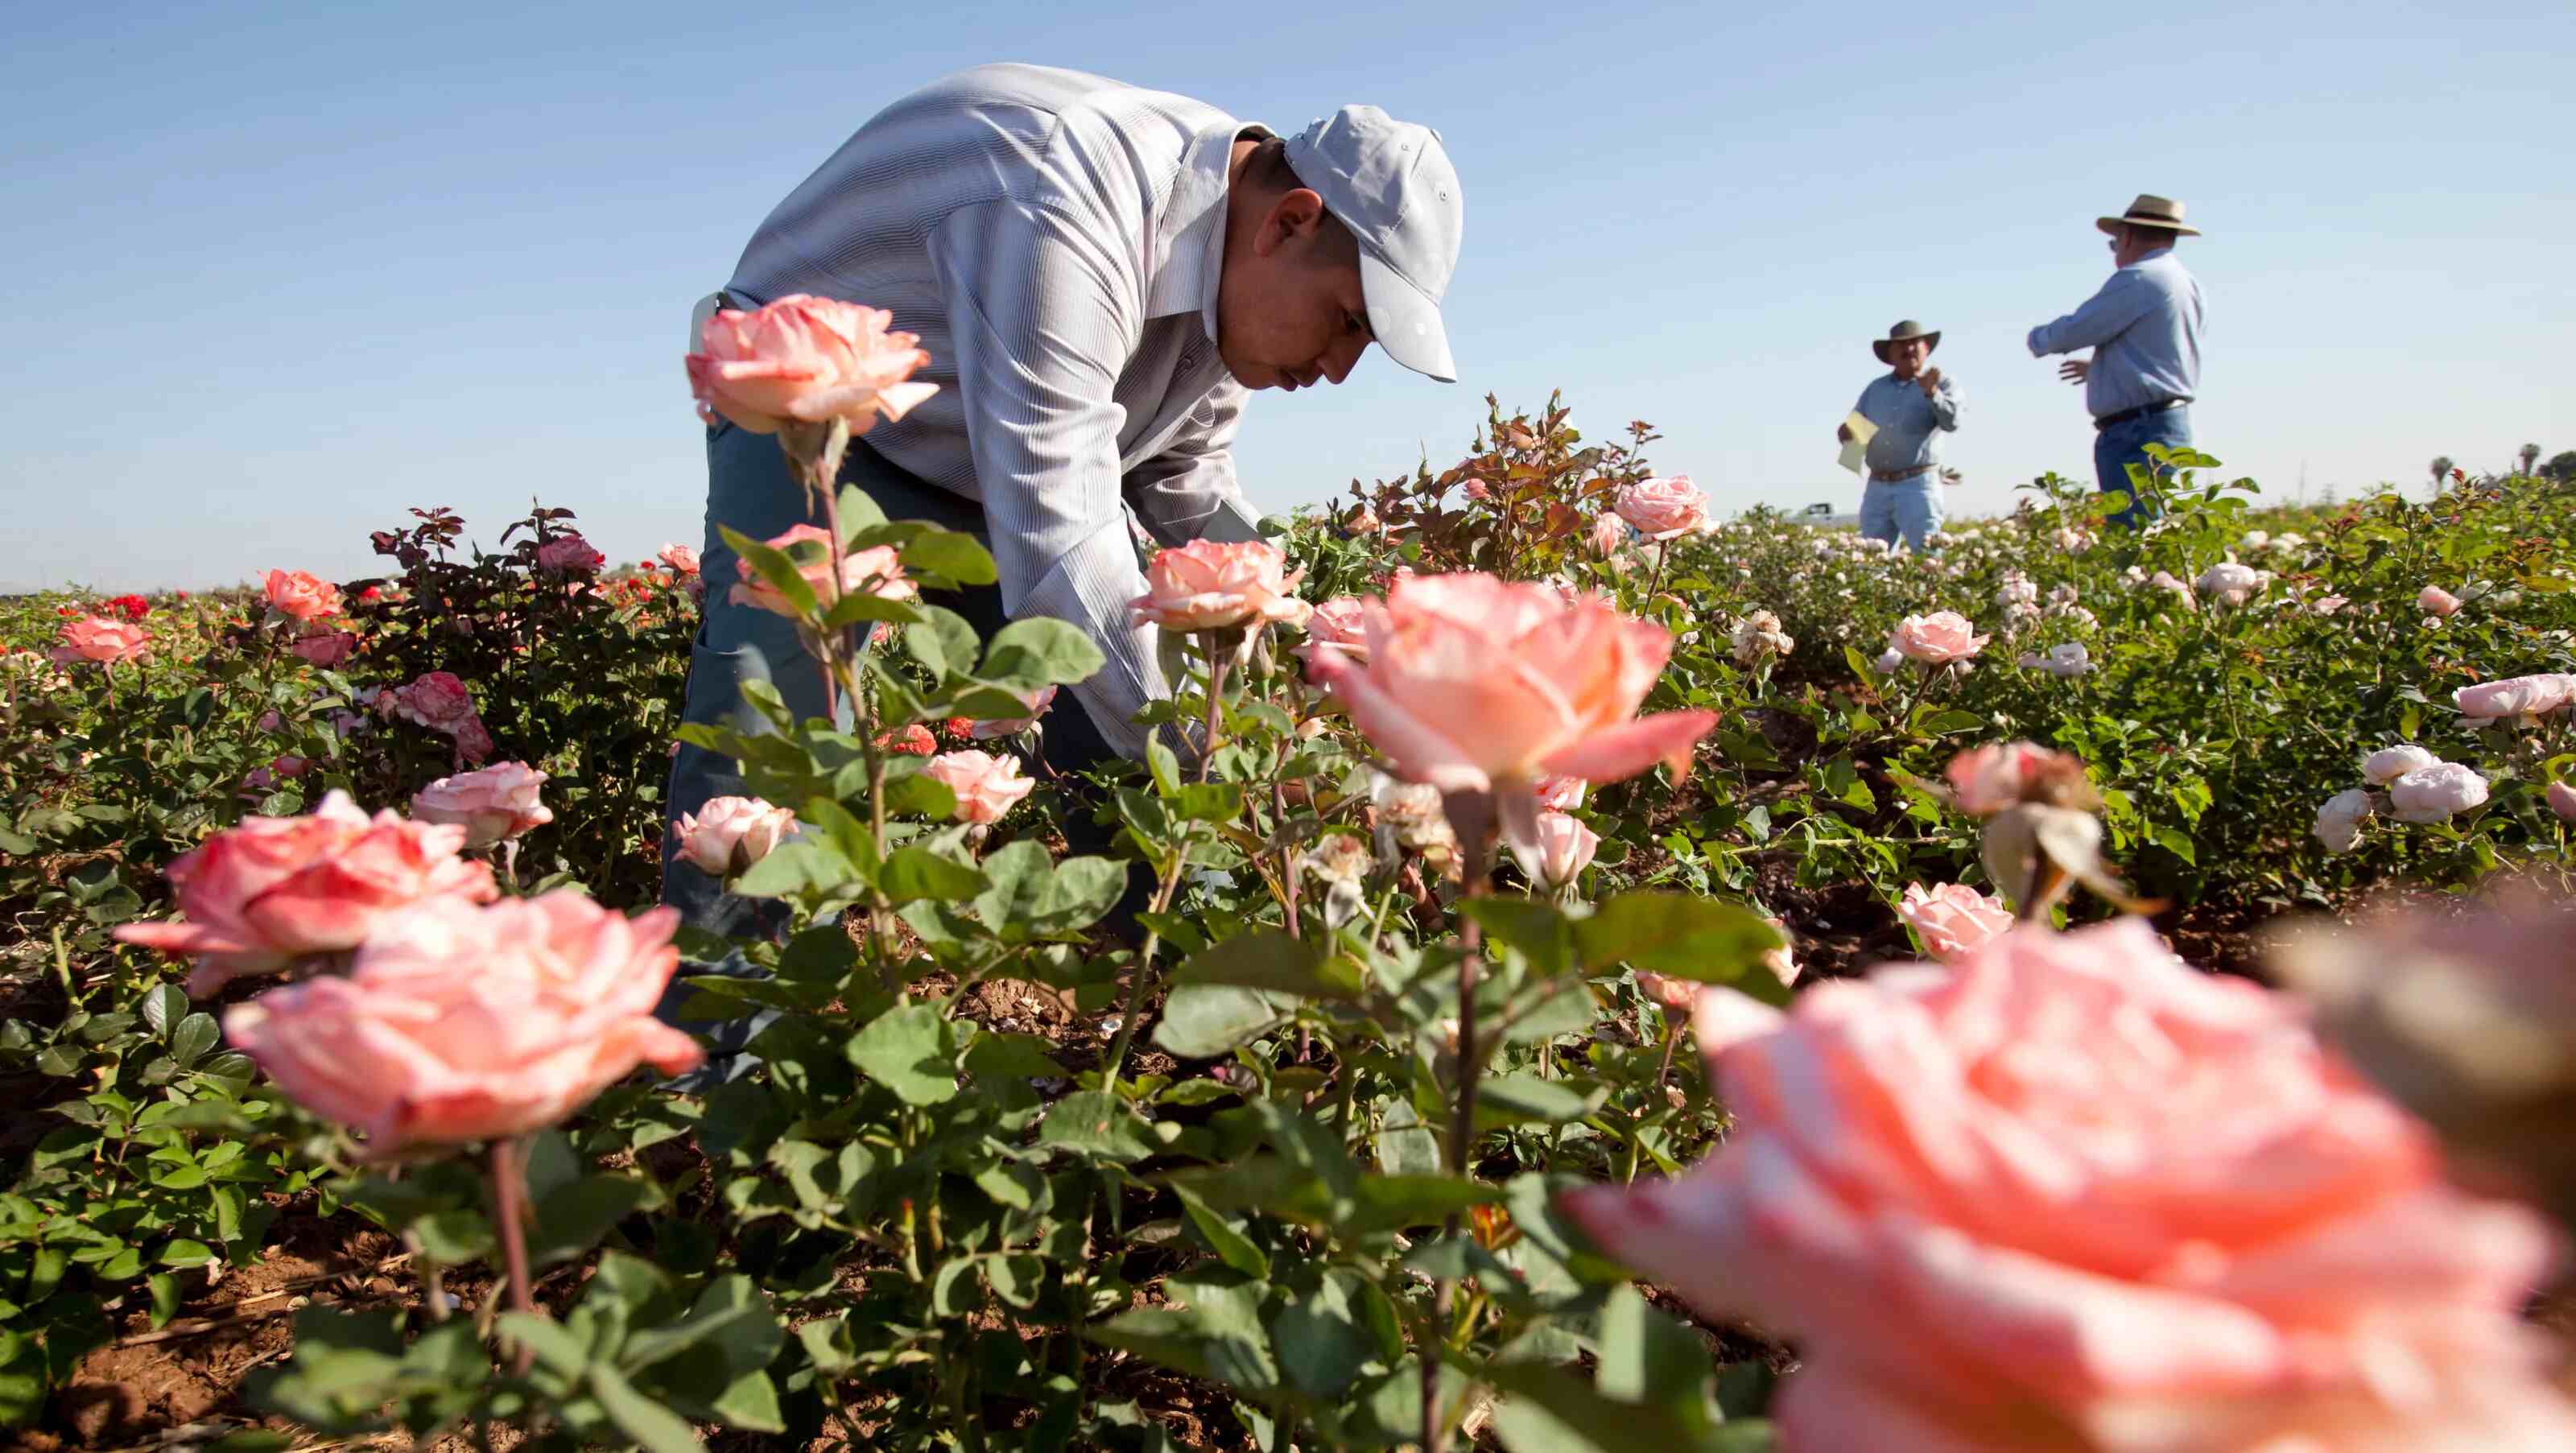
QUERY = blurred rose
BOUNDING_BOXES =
[673,795,797,877]
[1129,540,1307,632]
[116,790,498,997]
[875,724,935,756]
[273,755,310,778]
[223,892,702,1149]
[411,762,553,849]
[262,569,343,621]
[535,532,605,572]
[2417,584,2462,617]
[384,671,493,766]
[1872,646,1904,674]
[2311,593,2349,616]
[2455,673,2575,725]
[657,543,700,574]
[2014,642,2091,677]
[2194,560,2269,606]
[1944,741,2089,815]
[52,615,151,665]
[2363,743,2438,785]
[1298,596,1370,662]
[1563,920,2576,1453]
[970,683,1057,740]
[1509,810,1598,891]
[1534,774,1585,811]
[1610,476,1709,542]
[1729,609,1794,666]
[686,293,939,435]
[2550,781,2576,822]
[729,523,914,619]
[1896,881,2013,961]
[2314,787,2374,854]
[2388,762,2489,823]
[925,749,1035,825]
[1346,506,1381,535]
[1303,832,1373,885]
[290,629,357,668]
[1887,610,1988,665]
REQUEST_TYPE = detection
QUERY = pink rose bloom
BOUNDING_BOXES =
[1509,810,1599,891]
[657,543,700,575]
[1563,921,2576,1453]
[52,615,151,665]
[2310,593,2349,616]
[2454,673,2576,724]
[1896,881,2015,962]
[924,749,1036,825]
[386,671,476,733]
[535,532,605,572]
[411,762,554,849]
[1887,610,1989,666]
[2388,762,2489,823]
[2417,584,2462,617]
[2362,743,2438,786]
[728,523,915,619]
[1534,774,1585,811]
[1945,741,2087,815]
[273,755,311,778]
[2549,781,2576,823]
[262,569,342,622]
[970,683,1059,740]
[1304,572,1718,815]
[1586,513,1626,555]
[115,790,497,997]
[1128,540,1307,632]
[1611,475,1710,542]
[1298,596,1370,662]
[685,293,939,435]
[222,892,702,1150]
[290,629,357,668]
[673,795,798,877]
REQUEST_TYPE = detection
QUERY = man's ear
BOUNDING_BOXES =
[1257,188,1329,256]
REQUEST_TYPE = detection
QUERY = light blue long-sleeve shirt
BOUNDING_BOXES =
[2026,247,2205,418]
[1853,370,1960,473]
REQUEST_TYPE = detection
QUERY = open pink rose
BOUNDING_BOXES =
[2362,743,2438,785]
[686,293,940,435]
[1298,596,1370,661]
[262,569,342,621]
[1307,572,1715,805]
[1888,609,1989,665]
[535,532,605,572]
[115,790,497,997]
[673,795,798,877]
[52,616,151,665]
[924,749,1036,825]
[410,762,553,849]
[1129,541,1307,632]
[1611,475,1710,541]
[1509,810,1599,891]
[728,523,914,619]
[1945,741,2087,815]
[290,629,357,668]
[222,892,702,1150]
[1563,920,2576,1453]
[657,543,700,574]
[2417,584,2462,617]
[383,671,493,766]
[2454,673,2575,724]
[2388,762,2488,823]
[1896,881,2014,961]
[969,684,1057,741]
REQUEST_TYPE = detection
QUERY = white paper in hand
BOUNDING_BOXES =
[1838,411,1876,476]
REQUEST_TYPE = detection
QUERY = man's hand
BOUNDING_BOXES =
[1916,365,1943,397]
[2058,358,2091,385]
[1837,423,1854,444]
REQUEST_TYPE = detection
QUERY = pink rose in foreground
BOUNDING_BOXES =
[1128,540,1307,632]
[262,569,342,622]
[223,892,701,1150]
[673,795,797,877]
[1305,572,1717,807]
[2455,672,2576,724]
[1896,881,2014,961]
[2388,762,2489,823]
[2417,584,2462,617]
[1611,475,1709,542]
[1562,921,2576,1453]
[2550,781,2576,822]
[290,629,357,669]
[970,683,1058,740]
[728,523,915,619]
[686,293,939,435]
[1887,609,1989,666]
[115,790,497,997]
[656,543,700,575]
[535,532,605,572]
[924,749,1036,825]
[2362,743,2438,786]
[52,616,151,665]
[1508,810,1599,891]
[1298,596,1370,661]
[410,762,553,849]
[1944,741,2088,815]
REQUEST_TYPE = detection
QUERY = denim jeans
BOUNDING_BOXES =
[2093,404,2192,528]
[1858,472,1944,552]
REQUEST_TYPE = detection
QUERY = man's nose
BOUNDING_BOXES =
[1319,337,1364,386]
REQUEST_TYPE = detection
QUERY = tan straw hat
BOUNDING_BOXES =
[1872,319,1940,363]
[2096,193,2202,237]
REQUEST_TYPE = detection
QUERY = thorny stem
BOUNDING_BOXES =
[490,1137,535,1375]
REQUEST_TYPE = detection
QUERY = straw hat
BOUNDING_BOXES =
[1872,319,1940,363]
[2096,193,2202,237]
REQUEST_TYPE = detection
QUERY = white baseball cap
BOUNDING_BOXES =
[1282,105,1462,382]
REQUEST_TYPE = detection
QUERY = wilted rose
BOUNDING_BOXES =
[1563,920,2576,1453]
[1895,881,2014,961]
[685,293,939,435]
[728,523,914,619]
[535,532,605,572]
[2388,762,2489,823]
[52,616,151,665]
[410,762,553,849]
[1610,475,1709,542]
[262,569,342,621]
[1128,541,1307,632]
[1729,609,1794,666]
[924,749,1035,825]
[1887,610,1988,665]
[222,892,702,1149]
[2313,787,2374,854]
[672,795,797,877]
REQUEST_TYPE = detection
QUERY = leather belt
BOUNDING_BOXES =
[2094,398,2190,431]
[1868,465,1934,482]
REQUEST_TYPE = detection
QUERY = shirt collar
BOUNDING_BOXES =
[1146,120,1261,337]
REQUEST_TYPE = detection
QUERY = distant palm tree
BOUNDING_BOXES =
[2519,443,2541,476]
[2430,455,2454,486]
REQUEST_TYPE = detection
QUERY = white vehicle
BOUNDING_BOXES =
[1796,502,1860,529]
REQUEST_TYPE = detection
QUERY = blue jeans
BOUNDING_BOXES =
[1858,472,1943,552]
[2093,404,2192,528]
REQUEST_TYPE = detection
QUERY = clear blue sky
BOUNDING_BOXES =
[5,0,2569,592]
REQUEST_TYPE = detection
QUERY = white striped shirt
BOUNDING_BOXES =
[724,63,1266,759]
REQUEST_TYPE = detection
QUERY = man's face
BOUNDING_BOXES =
[1216,189,1373,392]
[2109,225,2165,267]
[1887,338,1930,378]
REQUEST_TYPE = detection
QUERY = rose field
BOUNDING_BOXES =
[6,390,2576,1453]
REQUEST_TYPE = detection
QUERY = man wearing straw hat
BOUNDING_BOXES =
[1838,319,1960,551]
[2027,193,2207,526]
